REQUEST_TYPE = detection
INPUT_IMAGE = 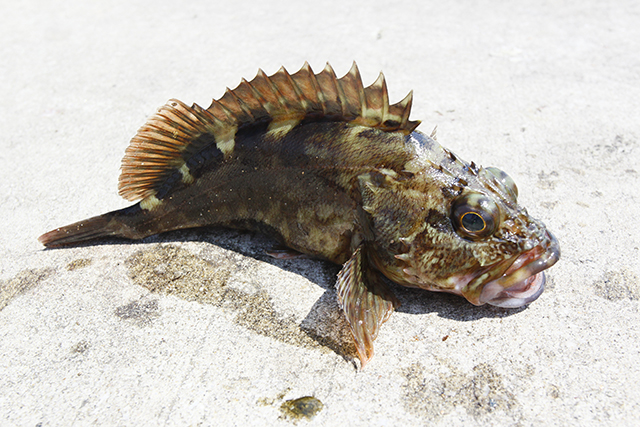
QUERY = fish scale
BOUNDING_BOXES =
[39,62,559,367]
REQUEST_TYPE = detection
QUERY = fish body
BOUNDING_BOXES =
[40,63,560,366]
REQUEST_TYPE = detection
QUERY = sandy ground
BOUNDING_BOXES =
[1,0,639,425]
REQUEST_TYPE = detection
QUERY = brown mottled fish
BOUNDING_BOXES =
[39,63,560,367]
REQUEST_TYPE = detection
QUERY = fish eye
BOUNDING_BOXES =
[460,212,486,232]
[484,167,518,201]
[451,192,500,240]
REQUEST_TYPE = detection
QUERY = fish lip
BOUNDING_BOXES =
[479,231,560,307]
[482,271,546,308]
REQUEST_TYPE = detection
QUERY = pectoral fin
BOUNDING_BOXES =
[335,245,399,367]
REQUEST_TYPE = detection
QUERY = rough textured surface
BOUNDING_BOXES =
[1,0,639,425]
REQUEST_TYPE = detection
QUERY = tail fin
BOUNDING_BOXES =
[38,205,143,248]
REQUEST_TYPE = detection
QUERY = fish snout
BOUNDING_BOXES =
[480,231,560,308]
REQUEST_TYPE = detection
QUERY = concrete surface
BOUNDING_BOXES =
[1,0,639,425]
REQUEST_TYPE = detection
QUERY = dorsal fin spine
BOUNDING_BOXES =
[378,73,390,124]
[226,83,260,122]
[291,62,322,115]
[319,63,341,116]
[226,88,256,121]
[348,63,366,118]
[264,68,292,115]
[334,72,351,119]
[275,66,307,116]
[362,72,386,126]
[249,69,279,116]
[216,89,249,125]
[208,98,234,124]
[309,64,327,115]
[275,66,306,117]
[190,102,220,132]
[335,62,360,119]
[300,62,321,108]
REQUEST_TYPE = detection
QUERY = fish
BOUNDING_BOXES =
[39,62,560,367]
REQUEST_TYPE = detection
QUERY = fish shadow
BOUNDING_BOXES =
[42,226,527,361]
[42,226,529,323]
[139,227,529,323]
[389,283,528,322]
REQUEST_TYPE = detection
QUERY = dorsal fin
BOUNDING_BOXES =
[118,62,421,201]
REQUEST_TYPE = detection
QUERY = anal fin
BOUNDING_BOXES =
[335,245,399,368]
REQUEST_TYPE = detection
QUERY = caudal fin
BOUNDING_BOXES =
[38,205,143,248]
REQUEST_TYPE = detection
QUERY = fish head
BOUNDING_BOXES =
[363,132,560,308]
[440,167,560,307]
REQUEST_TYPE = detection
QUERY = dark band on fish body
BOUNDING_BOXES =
[183,132,225,180]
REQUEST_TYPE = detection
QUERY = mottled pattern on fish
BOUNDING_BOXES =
[39,63,560,367]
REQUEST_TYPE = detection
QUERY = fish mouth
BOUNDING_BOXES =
[465,231,560,308]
